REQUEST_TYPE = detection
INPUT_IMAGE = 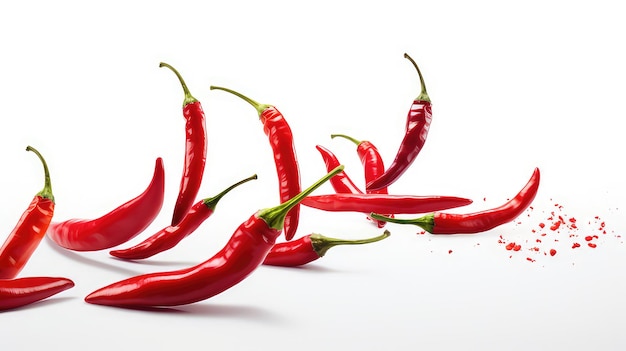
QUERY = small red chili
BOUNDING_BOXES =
[160,63,208,226]
[301,193,472,214]
[331,133,393,226]
[315,144,384,227]
[109,174,257,260]
[367,53,432,191]
[46,158,165,251]
[84,166,343,308]
[0,277,74,311]
[0,146,54,279]
[210,86,301,241]
[370,168,540,234]
[263,230,390,267]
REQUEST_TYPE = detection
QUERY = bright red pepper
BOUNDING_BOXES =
[367,53,432,191]
[84,166,343,308]
[370,168,540,234]
[160,62,208,226]
[46,158,165,251]
[0,277,74,311]
[210,85,301,241]
[109,174,257,260]
[315,144,384,227]
[302,193,472,214]
[263,230,390,267]
[331,133,393,226]
[0,146,54,279]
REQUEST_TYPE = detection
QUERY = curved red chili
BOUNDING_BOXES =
[331,133,393,226]
[210,85,301,241]
[302,193,472,215]
[0,146,54,279]
[0,277,74,311]
[263,230,390,267]
[84,166,343,308]
[160,62,208,226]
[46,158,165,251]
[367,53,432,191]
[109,174,258,260]
[370,168,540,234]
[315,144,385,227]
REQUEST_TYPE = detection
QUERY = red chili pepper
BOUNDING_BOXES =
[331,133,393,226]
[46,158,165,251]
[160,62,208,226]
[109,174,257,260]
[302,193,472,214]
[367,53,432,191]
[84,166,343,308]
[0,146,54,279]
[370,168,540,234]
[263,230,390,267]
[210,85,301,241]
[0,277,74,311]
[315,144,385,227]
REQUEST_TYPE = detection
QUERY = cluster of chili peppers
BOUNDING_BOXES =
[2,54,540,311]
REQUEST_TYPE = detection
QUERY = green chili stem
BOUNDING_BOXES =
[311,230,391,257]
[258,165,344,230]
[209,85,272,117]
[403,53,430,103]
[202,174,258,211]
[159,62,198,107]
[26,146,54,202]
[370,213,434,233]
[330,133,362,146]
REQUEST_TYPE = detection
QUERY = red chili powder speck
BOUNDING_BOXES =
[572,243,581,249]
[505,242,516,250]
[448,250,453,254]
[585,236,594,241]
[588,243,597,248]
[539,223,546,229]
[549,249,557,256]
[513,244,521,251]
[526,257,536,262]
[550,221,561,231]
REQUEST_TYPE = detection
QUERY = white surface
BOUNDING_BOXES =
[1,1,625,350]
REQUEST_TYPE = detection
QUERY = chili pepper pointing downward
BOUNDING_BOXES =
[160,62,208,226]
[85,166,343,308]
[263,230,391,267]
[367,53,432,191]
[0,146,55,279]
[110,174,258,260]
[210,85,301,241]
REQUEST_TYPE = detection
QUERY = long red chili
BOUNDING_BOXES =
[370,168,540,234]
[263,230,390,267]
[84,166,343,308]
[160,62,208,226]
[315,144,385,227]
[0,277,74,311]
[367,53,432,191]
[46,158,165,251]
[209,86,301,241]
[0,146,54,279]
[302,193,472,214]
[109,174,258,260]
[331,133,393,226]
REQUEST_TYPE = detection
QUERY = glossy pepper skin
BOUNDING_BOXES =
[109,174,257,260]
[331,134,393,227]
[210,86,301,241]
[315,144,383,226]
[0,146,55,279]
[371,168,540,234]
[263,230,390,267]
[0,277,74,311]
[46,158,165,251]
[302,193,472,215]
[160,63,208,226]
[85,166,343,308]
[367,53,432,191]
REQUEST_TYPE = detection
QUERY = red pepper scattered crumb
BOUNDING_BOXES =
[539,223,545,229]
[448,250,453,254]
[572,243,581,248]
[585,236,593,241]
[549,249,557,256]
[513,244,521,251]
[588,243,597,248]
[505,242,516,250]
[526,257,535,262]
[550,221,561,231]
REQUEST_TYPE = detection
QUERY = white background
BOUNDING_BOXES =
[1,1,625,350]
